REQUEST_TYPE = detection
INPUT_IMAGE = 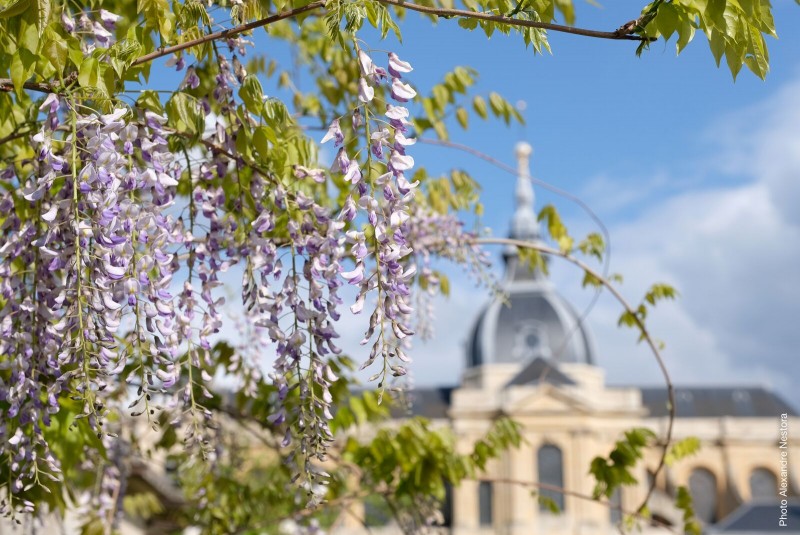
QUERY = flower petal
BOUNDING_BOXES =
[391,79,417,102]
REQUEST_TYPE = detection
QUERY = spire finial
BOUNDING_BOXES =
[510,142,538,240]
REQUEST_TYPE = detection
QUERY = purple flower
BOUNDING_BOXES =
[385,104,410,123]
[293,165,326,183]
[181,67,200,89]
[358,50,375,77]
[166,54,186,71]
[92,22,113,44]
[339,196,357,221]
[340,263,364,284]
[39,94,59,114]
[352,109,363,130]
[99,9,121,30]
[389,152,414,172]
[332,148,349,174]
[358,78,374,103]
[320,119,344,146]
[390,79,417,102]
[388,52,413,78]
[343,161,362,185]
[61,11,75,32]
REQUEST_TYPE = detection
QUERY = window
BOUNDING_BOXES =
[750,468,778,499]
[441,481,453,527]
[689,468,718,524]
[538,444,565,512]
[609,487,622,524]
[479,481,493,526]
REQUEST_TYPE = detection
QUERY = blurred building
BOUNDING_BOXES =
[345,142,800,535]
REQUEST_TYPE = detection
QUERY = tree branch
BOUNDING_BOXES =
[0,72,78,94]
[0,0,655,94]
[131,1,327,67]
[377,0,657,42]
[469,237,676,518]
[480,477,677,532]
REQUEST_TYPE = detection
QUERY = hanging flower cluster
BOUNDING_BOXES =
[0,91,186,506]
[0,13,478,515]
[243,170,347,476]
[322,46,420,391]
[405,206,495,340]
[61,7,122,53]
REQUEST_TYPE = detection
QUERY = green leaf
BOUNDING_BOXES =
[42,28,67,73]
[488,91,504,116]
[472,95,488,119]
[617,310,637,328]
[136,89,164,114]
[239,74,265,115]
[252,126,275,157]
[10,48,36,99]
[676,20,696,53]
[0,0,31,19]
[432,84,449,111]
[165,92,204,139]
[643,283,678,306]
[538,204,574,253]
[35,0,50,35]
[708,30,726,66]
[350,397,367,425]
[108,38,144,78]
[577,232,604,261]
[537,494,561,514]
[665,437,701,465]
[455,107,469,129]
[138,0,175,41]
[458,17,478,30]
[17,11,40,51]
[656,2,680,41]
[439,273,450,296]
[78,57,99,88]
[743,25,768,79]
[582,271,602,289]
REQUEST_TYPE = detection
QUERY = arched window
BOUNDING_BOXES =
[478,481,493,526]
[441,481,453,527]
[689,468,718,524]
[750,468,778,499]
[538,444,565,512]
[609,487,623,524]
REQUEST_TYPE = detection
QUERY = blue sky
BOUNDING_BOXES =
[343,1,800,405]
[148,1,800,407]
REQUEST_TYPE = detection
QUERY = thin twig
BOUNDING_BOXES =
[416,136,612,362]
[416,137,611,250]
[469,237,675,518]
[0,0,656,94]
[131,1,327,67]
[481,477,677,532]
[0,127,34,146]
[377,0,657,42]
[0,72,78,95]
[131,0,656,68]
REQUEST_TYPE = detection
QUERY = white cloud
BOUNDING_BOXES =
[558,77,800,403]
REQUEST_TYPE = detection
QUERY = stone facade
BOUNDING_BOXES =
[337,143,799,535]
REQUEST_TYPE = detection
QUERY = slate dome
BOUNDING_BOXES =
[466,142,596,368]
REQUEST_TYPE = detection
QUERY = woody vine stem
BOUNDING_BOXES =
[0,0,657,94]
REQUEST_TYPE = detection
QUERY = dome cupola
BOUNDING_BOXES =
[466,142,596,369]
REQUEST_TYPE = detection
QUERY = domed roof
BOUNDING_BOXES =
[466,142,596,368]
